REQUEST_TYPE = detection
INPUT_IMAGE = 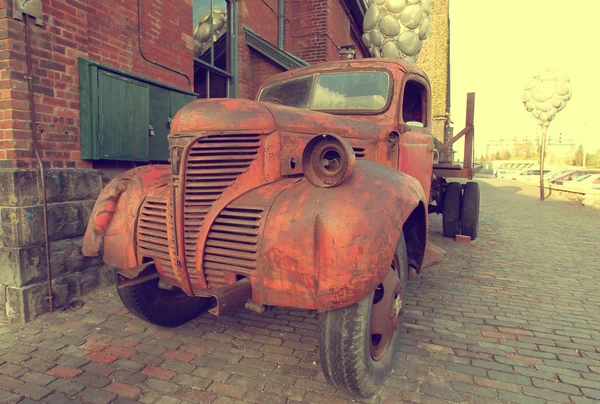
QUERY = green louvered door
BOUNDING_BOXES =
[98,70,150,161]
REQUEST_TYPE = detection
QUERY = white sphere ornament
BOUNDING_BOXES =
[521,69,572,126]
[363,0,431,63]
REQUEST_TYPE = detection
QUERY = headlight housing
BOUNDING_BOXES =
[302,134,356,188]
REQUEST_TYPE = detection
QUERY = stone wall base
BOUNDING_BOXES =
[0,167,109,324]
[1,265,115,324]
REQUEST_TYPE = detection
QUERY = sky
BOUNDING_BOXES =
[449,0,600,157]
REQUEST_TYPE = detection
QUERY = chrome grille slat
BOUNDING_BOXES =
[202,207,264,287]
[138,196,174,278]
[183,135,261,287]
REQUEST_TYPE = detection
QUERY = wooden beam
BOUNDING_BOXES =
[437,126,472,153]
[463,93,475,176]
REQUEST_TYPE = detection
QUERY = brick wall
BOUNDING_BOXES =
[0,0,193,169]
[238,0,281,99]
[417,0,450,142]
[251,52,285,99]
[238,0,366,99]
[286,0,365,65]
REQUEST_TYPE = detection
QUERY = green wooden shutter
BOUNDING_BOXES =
[98,70,150,161]
[170,91,196,117]
[149,86,171,162]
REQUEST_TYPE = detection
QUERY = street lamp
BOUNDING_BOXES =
[521,69,572,200]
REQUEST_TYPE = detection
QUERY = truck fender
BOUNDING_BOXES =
[259,160,428,312]
[82,165,171,270]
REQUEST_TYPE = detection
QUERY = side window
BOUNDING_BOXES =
[402,80,428,127]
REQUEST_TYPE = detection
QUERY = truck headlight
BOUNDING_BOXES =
[302,134,355,188]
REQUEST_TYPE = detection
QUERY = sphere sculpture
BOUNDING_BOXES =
[362,0,431,63]
[193,8,227,59]
[521,69,572,200]
[521,69,572,127]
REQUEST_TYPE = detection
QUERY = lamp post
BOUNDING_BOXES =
[521,69,572,200]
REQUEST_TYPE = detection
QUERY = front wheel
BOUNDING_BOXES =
[117,271,210,328]
[319,234,408,398]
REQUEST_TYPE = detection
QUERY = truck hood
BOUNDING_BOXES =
[170,98,383,141]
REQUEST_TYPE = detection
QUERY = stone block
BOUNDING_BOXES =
[44,170,102,204]
[0,238,106,288]
[47,203,86,242]
[0,285,6,322]
[98,266,116,287]
[0,169,39,207]
[0,202,86,248]
[3,265,108,324]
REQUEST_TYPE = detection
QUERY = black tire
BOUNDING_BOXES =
[117,272,209,327]
[319,234,408,398]
[442,182,462,238]
[461,181,480,240]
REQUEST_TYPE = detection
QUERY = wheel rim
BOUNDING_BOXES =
[369,256,404,361]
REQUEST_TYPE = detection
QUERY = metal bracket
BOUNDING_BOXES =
[13,0,44,26]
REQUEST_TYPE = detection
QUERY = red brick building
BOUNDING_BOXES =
[0,0,367,323]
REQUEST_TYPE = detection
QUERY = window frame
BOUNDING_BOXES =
[257,69,395,115]
[399,74,431,129]
[193,0,237,98]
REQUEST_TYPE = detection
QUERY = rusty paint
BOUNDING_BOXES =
[82,165,171,271]
[83,58,437,312]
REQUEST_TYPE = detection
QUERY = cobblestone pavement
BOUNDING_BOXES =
[1,178,599,404]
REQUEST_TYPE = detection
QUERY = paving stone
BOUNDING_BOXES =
[47,378,86,396]
[14,383,52,400]
[171,373,212,390]
[110,369,148,384]
[20,371,56,386]
[498,391,544,404]
[77,387,117,404]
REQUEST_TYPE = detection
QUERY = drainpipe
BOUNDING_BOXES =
[137,0,192,91]
[24,15,54,313]
[278,0,284,49]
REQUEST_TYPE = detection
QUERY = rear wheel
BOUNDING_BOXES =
[461,182,480,240]
[319,234,408,398]
[442,182,462,238]
[117,270,209,327]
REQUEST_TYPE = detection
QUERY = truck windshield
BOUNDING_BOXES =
[258,71,390,113]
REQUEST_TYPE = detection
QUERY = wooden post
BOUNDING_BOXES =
[464,93,475,179]
[540,125,547,201]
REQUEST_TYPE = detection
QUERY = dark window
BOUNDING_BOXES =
[402,80,428,127]
[193,0,234,97]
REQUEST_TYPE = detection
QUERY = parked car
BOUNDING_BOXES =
[555,174,600,192]
[551,169,600,184]
[545,170,574,183]
[81,58,481,398]
[511,169,551,183]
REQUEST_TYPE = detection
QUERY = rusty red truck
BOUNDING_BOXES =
[83,58,479,397]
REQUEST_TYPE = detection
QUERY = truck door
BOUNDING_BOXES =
[398,76,434,201]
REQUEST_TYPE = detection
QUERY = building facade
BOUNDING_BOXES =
[0,0,449,323]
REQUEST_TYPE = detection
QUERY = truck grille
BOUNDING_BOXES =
[203,207,264,287]
[137,196,174,277]
[183,134,261,276]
